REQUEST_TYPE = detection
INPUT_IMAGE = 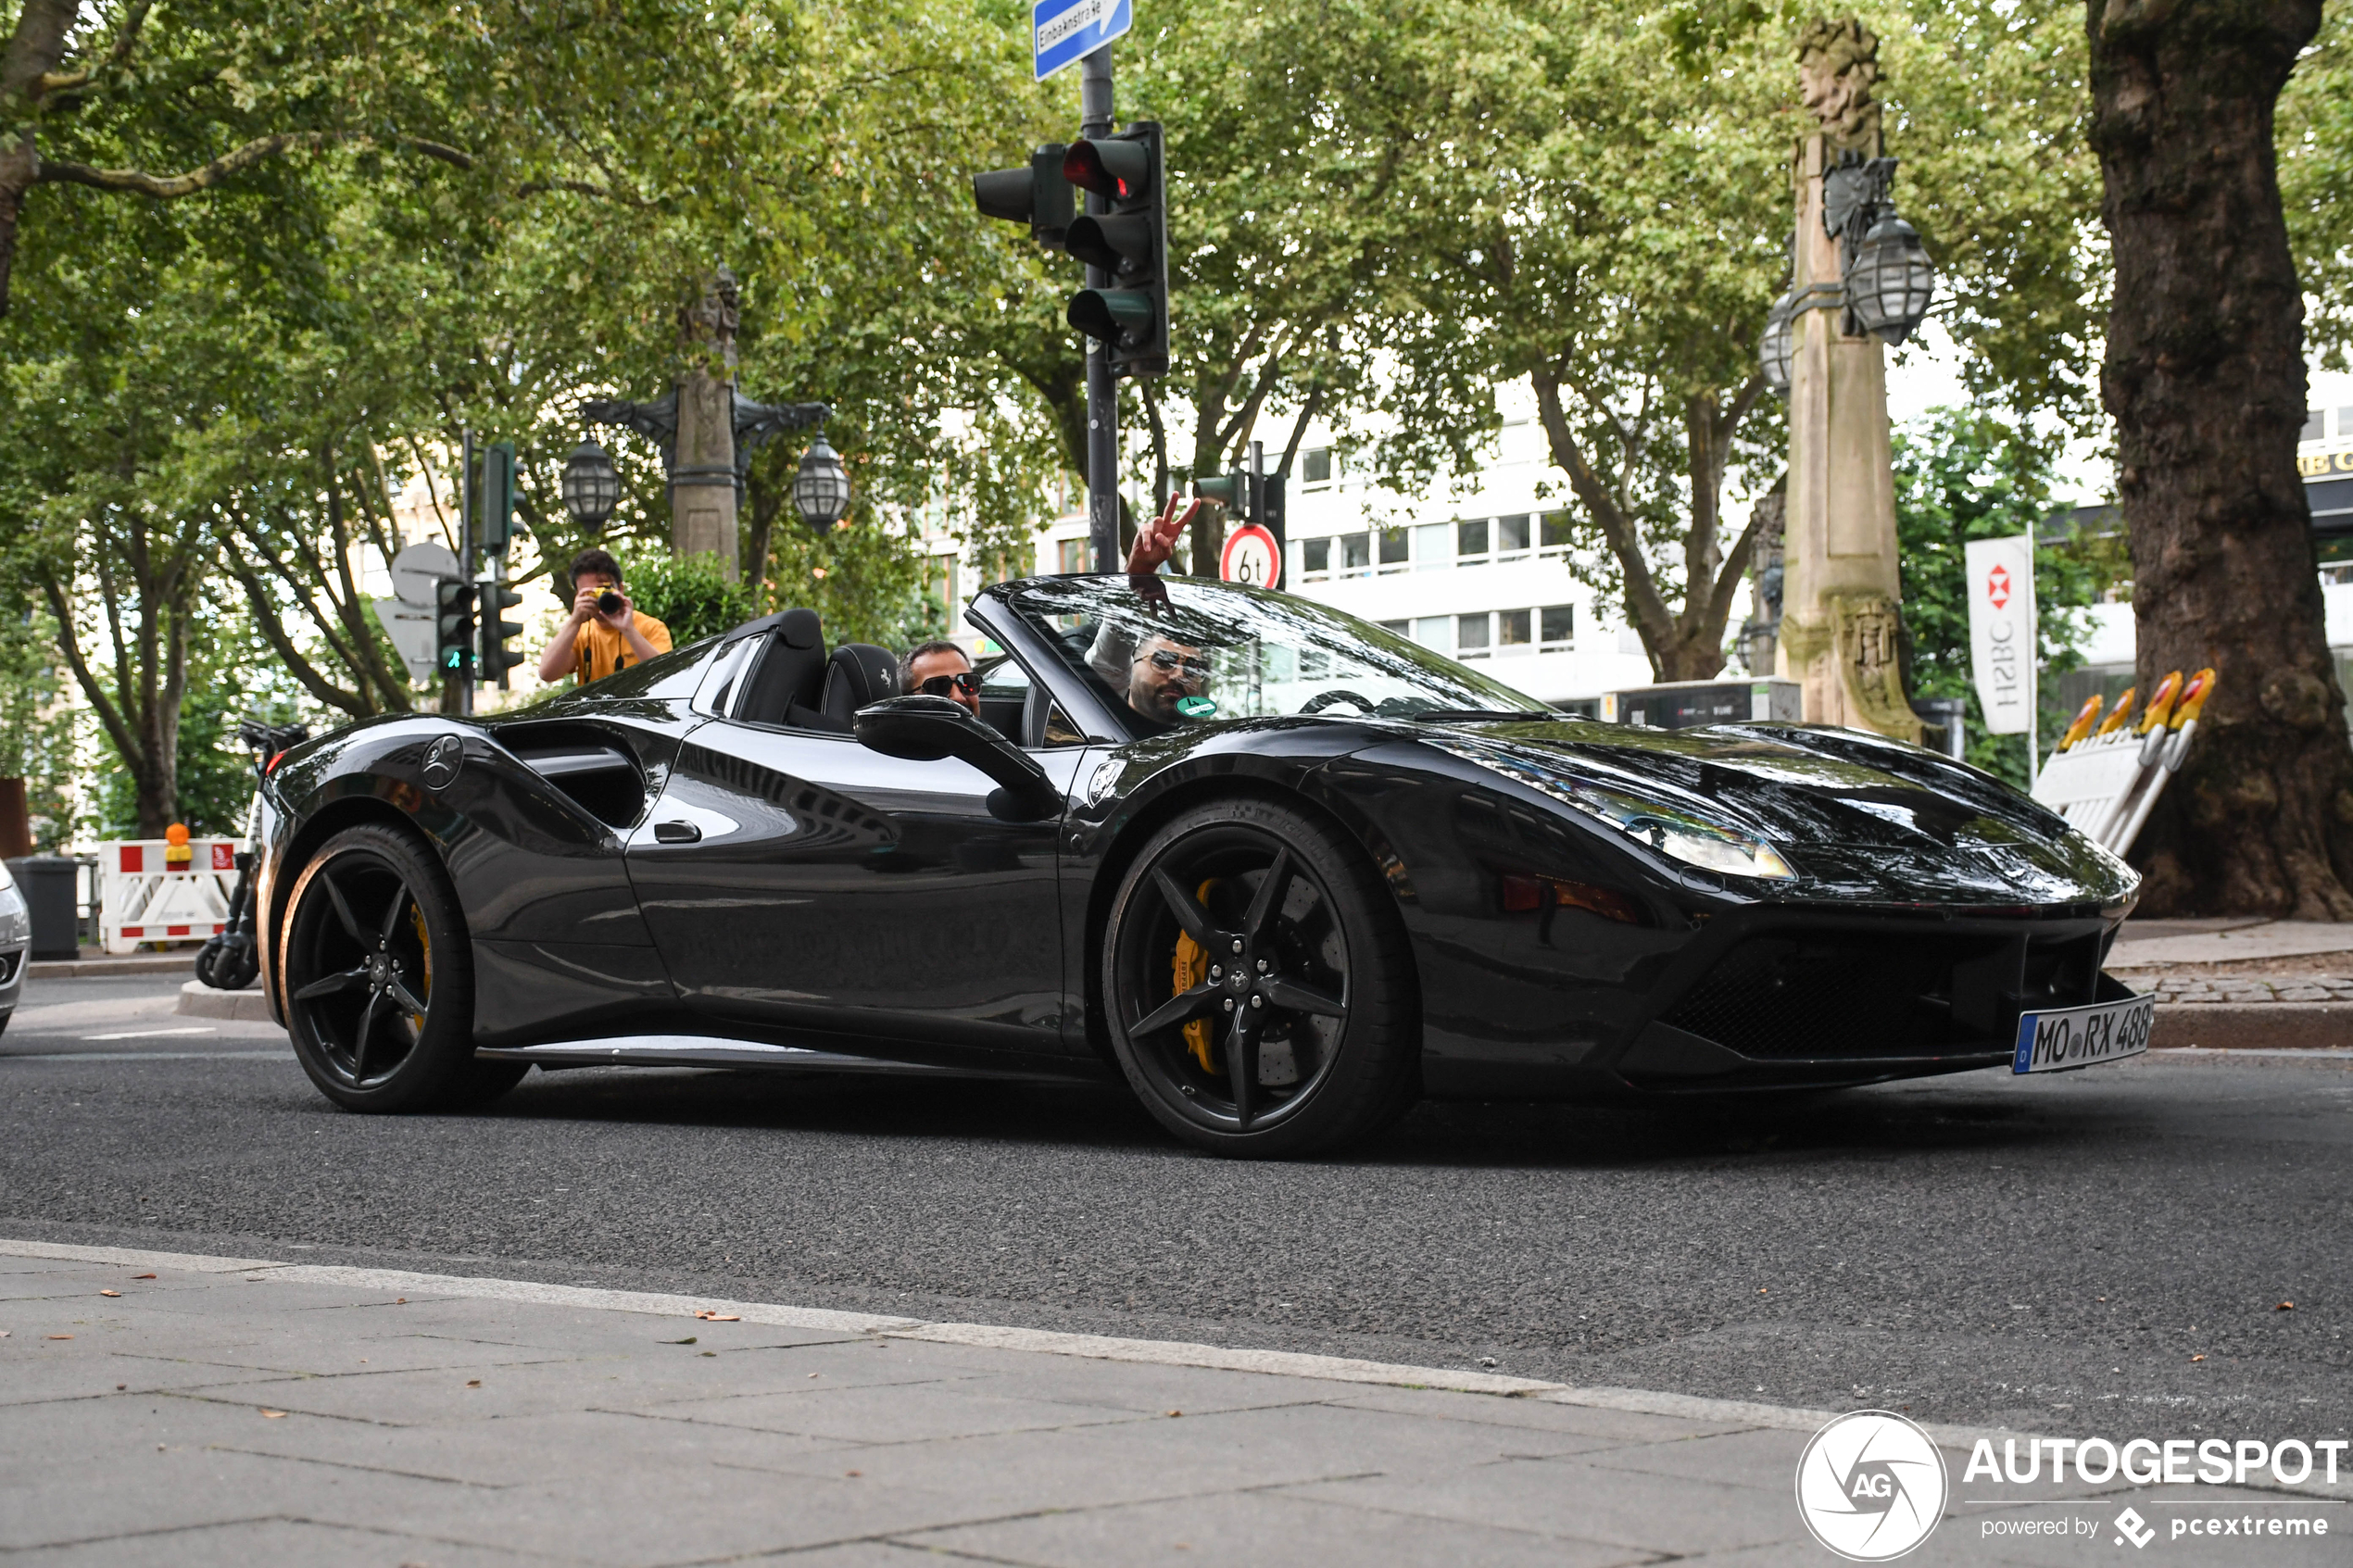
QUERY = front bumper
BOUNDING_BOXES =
[1608,902,2121,1090]
[0,882,29,1013]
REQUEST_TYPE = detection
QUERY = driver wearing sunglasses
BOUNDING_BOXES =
[900,640,982,719]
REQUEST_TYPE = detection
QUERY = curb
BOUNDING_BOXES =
[26,954,196,980]
[172,980,274,1022]
[2153,1002,2353,1051]
[0,1236,2020,1451]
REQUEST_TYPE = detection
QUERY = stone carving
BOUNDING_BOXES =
[680,265,743,370]
[1830,592,1922,742]
[1796,18,1882,155]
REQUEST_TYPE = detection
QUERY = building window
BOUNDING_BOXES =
[1302,447,1334,485]
[1496,514,1530,557]
[1457,517,1489,559]
[1340,533,1372,574]
[1457,612,1491,658]
[1413,522,1451,571]
[2307,408,2329,443]
[1056,537,1088,574]
[1540,604,1575,647]
[1414,615,1453,653]
[1541,511,1571,550]
[1378,527,1409,571]
[924,556,959,620]
[1301,538,1331,580]
[1378,619,1410,636]
[1497,608,1531,652]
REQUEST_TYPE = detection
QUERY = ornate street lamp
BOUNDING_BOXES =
[792,435,852,533]
[559,438,621,533]
[1843,213,1937,345]
[1760,290,1797,395]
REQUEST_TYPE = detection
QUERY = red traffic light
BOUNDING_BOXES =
[1063,138,1151,201]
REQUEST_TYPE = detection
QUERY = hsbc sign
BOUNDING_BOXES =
[1965,535,2036,738]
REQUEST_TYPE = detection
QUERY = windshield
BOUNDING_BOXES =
[994,574,1550,734]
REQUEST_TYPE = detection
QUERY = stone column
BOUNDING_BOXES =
[1774,19,1919,743]
[670,367,737,580]
[670,268,744,581]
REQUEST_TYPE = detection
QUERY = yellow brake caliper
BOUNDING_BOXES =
[1171,878,1221,1073]
[409,906,433,1034]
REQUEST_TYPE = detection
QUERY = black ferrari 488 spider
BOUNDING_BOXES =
[254,572,2141,1156]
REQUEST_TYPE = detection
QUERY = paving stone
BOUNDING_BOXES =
[0,1517,569,1568]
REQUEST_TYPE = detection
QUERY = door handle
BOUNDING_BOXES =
[653,821,702,844]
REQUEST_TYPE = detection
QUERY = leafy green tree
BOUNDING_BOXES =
[1893,408,2115,787]
[2281,0,2353,366]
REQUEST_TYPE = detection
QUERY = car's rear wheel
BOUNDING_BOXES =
[281,823,522,1112]
[1102,798,1418,1157]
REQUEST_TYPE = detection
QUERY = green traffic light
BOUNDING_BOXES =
[1068,287,1155,345]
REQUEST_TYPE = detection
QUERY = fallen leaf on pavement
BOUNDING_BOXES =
[132,1273,156,1280]
[1165,1410,1182,1418]
[46,1335,70,1340]
[2191,1354,2206,1362]
[2276,1301,2295,1311]
[115,1384,126,1390]
[99,1290,120,1298]
[465,1380,481,1388]
[694,1310,740,1321]
[664,1336,698,1345]
[845,1470,862,1477]
[261,1410,287,1419]
[699,1350,716,1358]
[394,1298,407,1305]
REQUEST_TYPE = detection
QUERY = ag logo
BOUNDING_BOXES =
[420,734,464,791]
[1794,1410,1948,1562]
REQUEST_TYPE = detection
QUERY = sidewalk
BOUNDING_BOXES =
[5,1240,2347,1567]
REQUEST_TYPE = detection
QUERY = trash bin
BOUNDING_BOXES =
[7,856,82,960]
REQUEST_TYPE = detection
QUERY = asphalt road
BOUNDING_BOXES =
[4,972,2347,1438]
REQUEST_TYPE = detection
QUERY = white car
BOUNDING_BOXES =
[0,859,29,1036]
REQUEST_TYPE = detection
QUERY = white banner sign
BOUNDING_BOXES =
[1965,533,2037,735]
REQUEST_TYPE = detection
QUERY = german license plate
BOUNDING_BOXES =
[2012,993,2155,1074]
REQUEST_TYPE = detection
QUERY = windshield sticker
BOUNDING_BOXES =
[1176,695,1218,720]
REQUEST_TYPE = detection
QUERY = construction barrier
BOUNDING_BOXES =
[2031,668,2216,858]
[95,834,238,954]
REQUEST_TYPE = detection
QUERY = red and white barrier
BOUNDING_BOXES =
[96,838,238,954]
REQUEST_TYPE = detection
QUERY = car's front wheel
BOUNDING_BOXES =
[280,823,522,1111]
[1102,798,1419,1157]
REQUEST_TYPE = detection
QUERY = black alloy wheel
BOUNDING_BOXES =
[281,823,523,1112]
[1102,797,1419,1156]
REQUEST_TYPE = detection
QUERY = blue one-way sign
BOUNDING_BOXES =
[1034,0,1130,81]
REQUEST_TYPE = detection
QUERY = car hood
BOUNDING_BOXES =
[1414,717,2139,909]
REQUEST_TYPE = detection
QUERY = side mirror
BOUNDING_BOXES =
[852,696,1063,822]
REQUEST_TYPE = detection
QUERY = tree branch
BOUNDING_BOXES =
[34,0,154,94]
[1530,369,1676,658]
[35,131,472,198]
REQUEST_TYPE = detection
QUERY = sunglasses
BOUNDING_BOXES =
[1145,649,1212,678]
[917,671,982,697]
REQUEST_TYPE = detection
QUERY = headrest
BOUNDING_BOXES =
[734,613,828,728]
[821,643,900,727]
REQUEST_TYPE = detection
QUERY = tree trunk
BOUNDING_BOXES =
[2088,0,2352,917]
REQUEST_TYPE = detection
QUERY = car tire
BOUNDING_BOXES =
[1102,797,1419,1158]
[279,822,490,1113]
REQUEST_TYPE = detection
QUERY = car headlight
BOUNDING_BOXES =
[1428,737,1795,882]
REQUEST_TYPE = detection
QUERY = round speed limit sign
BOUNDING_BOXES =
[1219,523,1281,591]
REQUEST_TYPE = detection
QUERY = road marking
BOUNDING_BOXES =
[0,1237,2018,1447]
[6,1050,291,1061]
[81,1027,216,1041]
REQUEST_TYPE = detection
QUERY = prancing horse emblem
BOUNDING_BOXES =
[421,735,463,791]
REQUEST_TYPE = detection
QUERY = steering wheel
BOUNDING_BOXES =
[1300,689,1378,716]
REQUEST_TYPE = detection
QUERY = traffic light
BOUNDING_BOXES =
[479,442,518,554]
[1256,470,1287,554]
[1063,122,1167,376]
[434,580,477,679]
[973,144,1074,248]
[479,583,524,688]
[1193,469,1248,514]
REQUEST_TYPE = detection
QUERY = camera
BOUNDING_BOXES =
[597,591,624,618]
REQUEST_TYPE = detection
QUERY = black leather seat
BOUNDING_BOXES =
[820,644,900,729]
[734,608,827,729]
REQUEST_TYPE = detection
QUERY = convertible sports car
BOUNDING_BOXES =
[255,573,2142,1156]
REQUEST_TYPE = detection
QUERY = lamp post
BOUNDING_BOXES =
[577,267,834,579]
[559,439,620,533]
[1756,18,1935,742]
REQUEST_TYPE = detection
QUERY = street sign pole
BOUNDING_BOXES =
[1080,44,1119,573]
[451,430,476,717]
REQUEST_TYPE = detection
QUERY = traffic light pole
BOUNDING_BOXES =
[1080,46,1120,573]
[446,429,477,717]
